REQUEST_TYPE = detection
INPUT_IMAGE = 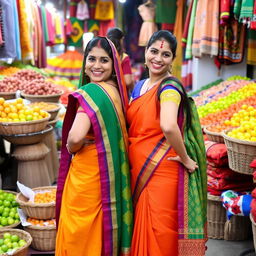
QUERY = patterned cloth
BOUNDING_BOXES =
[221,190,252,219]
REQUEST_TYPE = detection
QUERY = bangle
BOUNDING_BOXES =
[66,143,73,154]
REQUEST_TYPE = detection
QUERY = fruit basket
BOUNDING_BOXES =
[222,130,256,174]
[2,125,53,145]
[0,91,16,100]
[0,190,21,229]
[21,91,63,103]
[24,223,56,251]
[0,229,32,256]
[204,126,224,143]
[0,115,50,136]
[16,186,56,220]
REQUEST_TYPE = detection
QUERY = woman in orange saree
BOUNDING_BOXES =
[127,30,207,256]
[56,37,133,256]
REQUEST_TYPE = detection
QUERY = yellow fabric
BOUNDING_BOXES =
[160,89,181,105]
[95,0,114,20]
[55,144,103,256]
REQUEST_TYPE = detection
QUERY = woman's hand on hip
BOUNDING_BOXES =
[167,155,198,173]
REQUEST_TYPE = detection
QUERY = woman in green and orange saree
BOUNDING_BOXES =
[127,30,207,256]
[55,37,133,256]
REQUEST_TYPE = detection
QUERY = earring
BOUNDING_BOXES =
[169,65,172,74]
[144,62,147,68]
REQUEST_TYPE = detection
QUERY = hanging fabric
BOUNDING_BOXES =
[239,0,254,25]
[250,0,256,29]
[247,29,256,64]
[0,0,16,59]
[217,18,246,64]
[0,4,4,47]
[98,19,115,37]
[220,0,231,25]
[192,0,219,57]
[95,0,114,21]
[156,0,177,24]
[87,19,99,34]
[137,2,157,46]
[76,0,89,20]
[233,0,242,19]
[68,17,84,47]
[12,0,21,60]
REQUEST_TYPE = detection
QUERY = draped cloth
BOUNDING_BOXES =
[127,78,207,256]
[56,38,132,256]
[192,0,219,57]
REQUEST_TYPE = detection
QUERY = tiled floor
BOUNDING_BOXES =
[206,238,255,256]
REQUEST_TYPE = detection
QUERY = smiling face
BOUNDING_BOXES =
[85,46,113,83]
[145,39,173,78]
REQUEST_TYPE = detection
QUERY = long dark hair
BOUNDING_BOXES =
[148,30,191,126]
[81,37,115,86]
[106,27,124,58]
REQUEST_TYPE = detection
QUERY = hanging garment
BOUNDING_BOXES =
[234,0,242,19]
[98,19,115,37]
[192,0,219,57]
[12,0,21,60]
[247,29,256,65]
[217,18,246,64]
[239,0,254,24]
[250,0,256,29]
[88,0,97,19]
[87,19,99,35]
[67,17,84,47]
[0,0,16,59]
[0,5,4,47]
[137,3,157,46]
[156,0,177,24]
[220,0,231,25]
[76,0,89,20]
[95,0,114,21]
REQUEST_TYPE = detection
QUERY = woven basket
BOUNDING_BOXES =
[0,115,50,136]
[16,186,56,220]
[224,216,251,241]
[0,190,21,229]
[222,131,256,174]
[2,125,53,145]
[207,194,227,239]
[24,224,56,251]
[21,91,63,103]
[204,126,224,143]
[0,228,32,256]
[0,91,16,100]
[45,103,61,121]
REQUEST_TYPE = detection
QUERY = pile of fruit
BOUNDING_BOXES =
[0,232,27,253]
[29,102,59,111]
[0,191,20,227]
[32,188,56,204]
[0,98,49,123]
[27,217,55,226]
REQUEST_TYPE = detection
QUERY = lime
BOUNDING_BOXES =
[3,233,11,240]
[1,244,8,252]
[0,239,4,246]
[11,235,19,243]
[1,218,7,226]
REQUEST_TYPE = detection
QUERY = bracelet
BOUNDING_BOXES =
[66,143,73,154]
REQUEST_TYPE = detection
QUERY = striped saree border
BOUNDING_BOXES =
[132,137,171,205]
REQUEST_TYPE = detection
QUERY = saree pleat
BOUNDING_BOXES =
[56,144,103,256]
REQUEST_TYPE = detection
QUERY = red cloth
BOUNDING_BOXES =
[250,159,256,168]
[250,199,256,222]
[121,55,132,75]
[205,142,228,167]
[251,0,256,30]
[220,0,231,25]
[252,188,256,198]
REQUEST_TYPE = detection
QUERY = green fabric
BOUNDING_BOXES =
[67,17,84,47]
[234,0,242,19]
[161,78,207,242]
[240,0,254,20]
[185,0,198,59]
[40,5,49,43]
[79,83,133,251]
[156,0,177,24]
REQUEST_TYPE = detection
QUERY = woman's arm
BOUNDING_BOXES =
[66,111,91,154]
[160,100,198,172]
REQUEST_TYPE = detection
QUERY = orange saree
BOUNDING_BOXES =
[127,84,179,256]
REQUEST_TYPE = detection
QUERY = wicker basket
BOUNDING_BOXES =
[222,131,256,174]
[0,91,16,100]
[45,103,61,121]
[204,126,224,143]
[16,186,56,220]
[207,194,227,239]
[0,190,21,229]
[2,125,53,145]
[0,115,50,136]
[0,228,32,256]
[224,216,251,241]
[21,91,63,103]
[24,224,56,251]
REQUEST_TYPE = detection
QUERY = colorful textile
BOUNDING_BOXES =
[220,0,231,25]
[192,0,219,57]
[251,0,256,29]
[251,199,256,222]
[160,89,181,105]
[234,0,242,19]
[122,54,132,75]
[221,190,252,219]
[67,17,84,47]
[95,0,114,21]
[205,141,228,167]
[239,0,254,22]
[247,29,256,65]
[217,18,245,64]
[128,77,207,255]
[56,39,132,255]
[76,0,89,20]
[156,0,176,24]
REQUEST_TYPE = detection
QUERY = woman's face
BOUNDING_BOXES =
[145,39,173,77]
[85,46,113,83]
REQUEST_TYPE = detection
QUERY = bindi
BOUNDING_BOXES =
[160,40,164,48]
